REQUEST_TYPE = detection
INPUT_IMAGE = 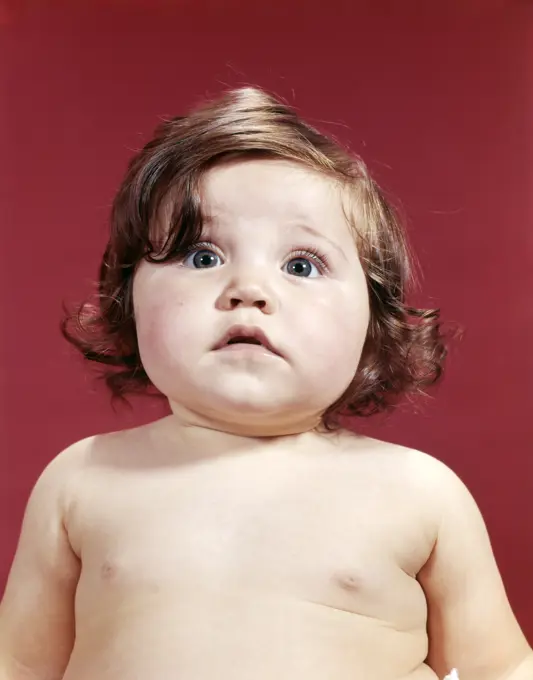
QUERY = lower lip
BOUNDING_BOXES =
[215,344,279,357]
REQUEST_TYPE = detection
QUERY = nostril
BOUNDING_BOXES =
[229,298,267,309]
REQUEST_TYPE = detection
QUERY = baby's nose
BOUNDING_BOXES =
[230,293,268,310]
[216,274,277,313]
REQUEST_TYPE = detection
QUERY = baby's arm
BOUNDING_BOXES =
[416,454,533,680]
[0,443,84,680]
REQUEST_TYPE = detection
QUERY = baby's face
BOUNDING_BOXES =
[133,158,370,435]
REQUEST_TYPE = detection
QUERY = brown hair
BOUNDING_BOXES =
[61,86,453,429]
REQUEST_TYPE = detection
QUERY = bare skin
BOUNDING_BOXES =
[1,159,531,679]
[1,418,443,680]
[1,417,531,680]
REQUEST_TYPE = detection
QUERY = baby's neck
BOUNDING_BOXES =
[155,406,329,460]
[166,402,324,440]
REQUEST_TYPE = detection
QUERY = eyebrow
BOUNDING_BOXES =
[290,223,348,262]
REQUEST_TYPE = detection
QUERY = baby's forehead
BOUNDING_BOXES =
[199,158,350,228]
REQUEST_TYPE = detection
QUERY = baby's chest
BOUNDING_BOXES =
[73,462,430,624]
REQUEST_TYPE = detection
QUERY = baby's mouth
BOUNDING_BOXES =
[226,336,263,347]
[213,325,281,356]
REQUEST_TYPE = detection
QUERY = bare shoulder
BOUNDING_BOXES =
[337,430,475,518]
[30,420,155,486]
[29,424,150,507]
[75,419,174,468]
[339,429,459,475]
[29,436,96,504]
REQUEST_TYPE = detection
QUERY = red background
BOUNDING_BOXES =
[1,0,532,638]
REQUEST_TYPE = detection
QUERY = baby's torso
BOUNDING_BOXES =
[63,427,439,680]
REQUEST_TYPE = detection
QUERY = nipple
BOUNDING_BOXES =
[100,559,118,581]
[332,569,362,592]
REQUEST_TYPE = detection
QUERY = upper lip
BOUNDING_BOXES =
[213,325,281,356]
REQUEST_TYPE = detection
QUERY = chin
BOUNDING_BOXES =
[187,381,300,423]
[201,384,328,430]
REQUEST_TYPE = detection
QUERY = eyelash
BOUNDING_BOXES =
[181,241,331,274]
[289,246,331,273]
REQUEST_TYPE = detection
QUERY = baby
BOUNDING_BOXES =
[0,87,531,680]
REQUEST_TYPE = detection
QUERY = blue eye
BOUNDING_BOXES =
[183,247,222,269]
[283,256,321,278]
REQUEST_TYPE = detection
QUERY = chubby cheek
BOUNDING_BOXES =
[136,301,182,369]
[133,273,203,371]
[297,287,369,382]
